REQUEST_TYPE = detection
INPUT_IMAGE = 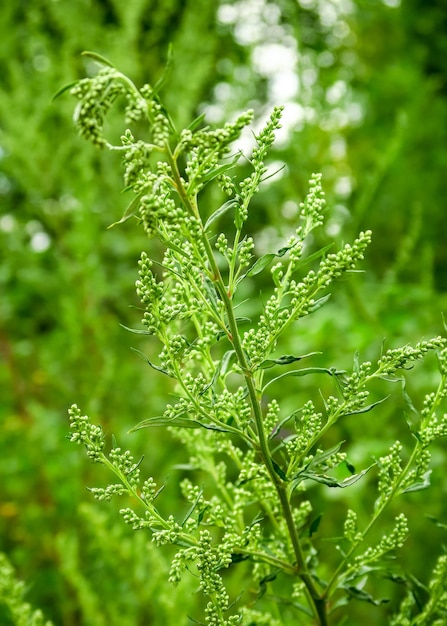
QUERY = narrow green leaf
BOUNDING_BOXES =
[152,43,174,94]
[427,515,447,531]
[308,514,323,537]
[295,465,373,489]
[187,112,207,132]
[245,253,277,277]
[108,191,144,229]
[220,350,236,377]
[342,395,390,417]
[353,350,360,374]
[402,470,431,493]
[271,459,288,481]
[269,411,297,439]
[402,378,420,432]
[294,243,334,270]
[201,275,220,315]
[343,586,389,606]
[52,80,80,101]
[276,245,292,257]
[309,293,331,312]
[81,50,116,68]
[204,199,238,232]
[181,487,203,526]
[307,442,345,469]
[130,348,172,376]
[259,351,321,370]
[201,152,241,185]
[120,324,153,335]
[263,367,342,393]
[130,415,231,433]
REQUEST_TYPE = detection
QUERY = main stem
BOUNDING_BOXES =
[203,233,329,626]
[166,149,328,625]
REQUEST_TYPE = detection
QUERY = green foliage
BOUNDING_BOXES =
[2,2,447,625]
[0,553,53,626]
[64,55,447,625]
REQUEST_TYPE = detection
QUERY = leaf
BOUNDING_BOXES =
[130,348,172,376]
[402,470,432,493]
[343,585,389,606]
[427,515,447,531]
[81,50,116,68]
[271,459,288,481]
[181,487,204,526]
[269,413,296,439]
[108,191,144,228]
[257,571,278,599]
[308,514,323,537]
[245,253,278,277]
[204,199,238,232]
[152,43,174,94]
[307,442,345,469]
[219,350,236,378]
[263,367,343,393]
[296,466,373,489]
[201,275,220,314]
[201,152,241,184]
[341,395,390,417]
[119,324,153,336]
[130,415,230,432]
[187,112,207,132]
[294,242,334,270]
[309,293,331,312]
[52,80,80,101]
[259,351,321,370]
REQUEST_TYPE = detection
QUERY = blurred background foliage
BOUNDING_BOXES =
[1,0,447,624]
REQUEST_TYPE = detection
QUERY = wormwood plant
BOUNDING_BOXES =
[61,53,447,625]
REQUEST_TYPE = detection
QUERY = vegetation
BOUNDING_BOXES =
[1,1,447,625]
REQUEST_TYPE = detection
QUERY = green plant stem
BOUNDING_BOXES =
[165,147,328,625]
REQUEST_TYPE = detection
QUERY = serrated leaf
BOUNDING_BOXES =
[204,199,238,232]
[81,50,116,68]
[259,351,321,370]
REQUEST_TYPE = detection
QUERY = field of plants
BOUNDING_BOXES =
[1,1,447,625]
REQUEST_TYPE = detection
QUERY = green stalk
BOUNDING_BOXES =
[166,147,328,626]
